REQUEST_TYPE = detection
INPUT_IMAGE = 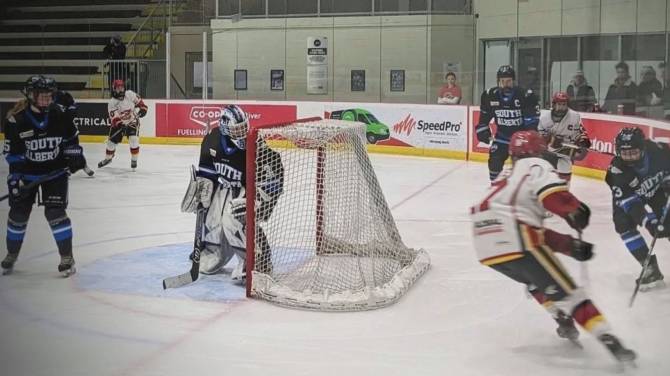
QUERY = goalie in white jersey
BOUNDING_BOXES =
[98,79,148,170]
[470,130,635,363]
[538,91,591,182]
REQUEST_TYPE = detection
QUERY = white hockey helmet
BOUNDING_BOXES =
[219,104,249,149]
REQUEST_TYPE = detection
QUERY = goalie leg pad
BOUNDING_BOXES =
[199,243,233,275]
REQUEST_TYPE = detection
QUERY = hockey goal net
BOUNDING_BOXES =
[245,118,430,311]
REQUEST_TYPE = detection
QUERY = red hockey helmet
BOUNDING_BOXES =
[112,79,125,99]
[509,130,547,159]
[551,91,569,104]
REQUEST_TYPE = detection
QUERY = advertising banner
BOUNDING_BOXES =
[73,102,112,135]
[155,103,298,138]
[324,103,468,151]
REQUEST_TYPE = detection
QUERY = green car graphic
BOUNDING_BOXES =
[329,108,390,144]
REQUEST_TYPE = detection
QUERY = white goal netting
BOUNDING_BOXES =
[248,119,430,311]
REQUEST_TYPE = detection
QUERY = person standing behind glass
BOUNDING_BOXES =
[566,70,596,112]
[603,62,637,115]
[637,66,663,107]
[659,62,670,119]
[437,72,462,104]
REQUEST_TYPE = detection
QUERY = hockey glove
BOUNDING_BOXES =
[63,145,87,173]
[7,174,25,202]
[475,124,491,145]
[571,238,594,261]
[137,107,147,118]
[643,213,670,238]
[662,175,670,195]
[230,197,246,225]
[195,177,214,209]
[576,132,592,148]
[566,202,591,231]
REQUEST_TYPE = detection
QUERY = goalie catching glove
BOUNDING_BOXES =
[181,166,215,213]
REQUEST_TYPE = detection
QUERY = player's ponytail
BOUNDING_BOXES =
[7,99,28,119]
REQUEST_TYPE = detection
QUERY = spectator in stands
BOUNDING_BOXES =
[603,62,637,115]
[103,34,126,60]
[566,70,596,112]
[523,66,540,95]
[637,65,663,107]
[103,35,128,95]
[437,72,462,105]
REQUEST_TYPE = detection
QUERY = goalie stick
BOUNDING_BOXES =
[163,205,206,289]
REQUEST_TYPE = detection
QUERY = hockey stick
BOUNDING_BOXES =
[578,230,590,286]
[162,205,206,289]
[0,168,70,202]
[629,196,670,307]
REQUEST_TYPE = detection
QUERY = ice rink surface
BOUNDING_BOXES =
[1,143,669,376]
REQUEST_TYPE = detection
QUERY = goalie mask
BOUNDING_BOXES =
[23,75,57,113]
[219,104,249,149]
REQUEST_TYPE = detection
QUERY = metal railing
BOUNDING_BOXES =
[100,59,166,99]
[126,0,171,59]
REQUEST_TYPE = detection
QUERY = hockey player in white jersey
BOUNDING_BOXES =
[538,91,591,182]
[98,79,148,170]
[470,130,635,364]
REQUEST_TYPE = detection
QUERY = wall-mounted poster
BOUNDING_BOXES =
[351,70,365,92]
[234,69,247,90]
[307,36,328,94]
[390,69,405,92]
[271,69,284,91]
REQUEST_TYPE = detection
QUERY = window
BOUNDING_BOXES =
[622,34,664,61]
[357,113,368,123]
[218,0,240,16]
[241,0,265,16]
[320,0,372,13]
[269,0,318,15]
[432,0,470,13]
[545,37,578,104]
[375,0,427,12]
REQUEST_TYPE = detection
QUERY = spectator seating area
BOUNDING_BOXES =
[0,0,171,98]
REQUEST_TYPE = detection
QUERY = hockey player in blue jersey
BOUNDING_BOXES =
[606,127,670,291]
[475,65,540,181]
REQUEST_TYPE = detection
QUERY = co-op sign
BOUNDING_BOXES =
[189,106,262,128]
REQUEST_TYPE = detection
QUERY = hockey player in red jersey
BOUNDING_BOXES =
[98,79,148,171]
[470,130,635,363]
[538,91,591,182]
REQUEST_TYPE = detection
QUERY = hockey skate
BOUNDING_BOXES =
[636,258,665,292]
[58,255,76,277]
[555,312,579,341]
[131,160,137,171]
[98,158,113,168]
[598,334,637,365]
[1,253,18,275]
